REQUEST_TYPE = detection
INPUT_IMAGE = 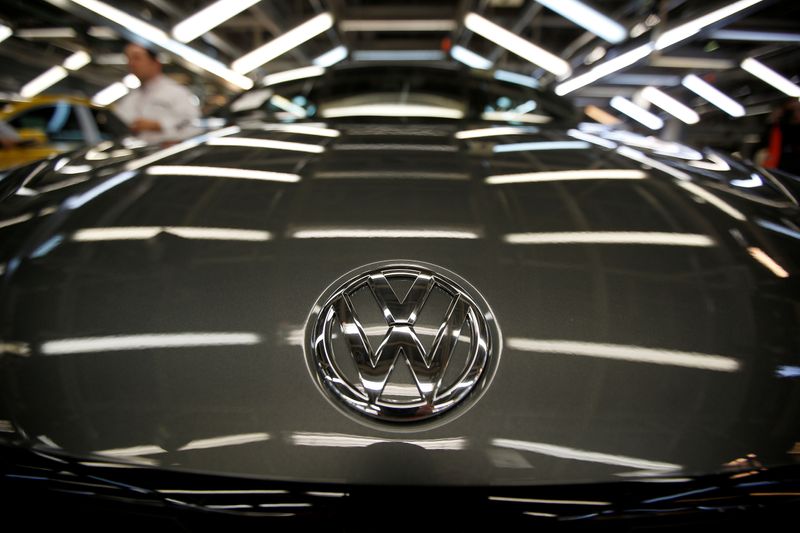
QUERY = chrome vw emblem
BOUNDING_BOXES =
[305,261,500,425]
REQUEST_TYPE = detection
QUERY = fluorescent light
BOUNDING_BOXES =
[534,0,626,44]
[681,75,745,117]
[651,56,734,69]
[480,111,552,124]
[555,43,653,95]
[450,45,493,69]
[262,65,325,86]
[486,169,645,184]
[178,433,271,451]
[74,227,160,240]
[340,19,456,31]
[63,50,91,70]
[269,94,307,118]
[711,29,800,42]
[313,45,348,67]
[291,228,480,239]
[17,27,77,39]
[610,96,663,129]
[351,50,445,61]
[69,0,253,90]
[741,58,800,97]
[41,332,263,354]
[567,129,618,149]
[493,141,590,153]
[608,74,681,86]
[95,53,127,65]
[493,70,540,88]
[20,66,68,98]
[641,86,699,125]
[232,12,333,74]
[172,0,261,43]
[87,26,117,39]
[465,13,570,77]
[91,81,129,105]
[748,247,789,278]
[208,137,324,153]
[507,338,739,372]
[147,165,300,183]
[455,126,539,139]
[655,0,764,50]
[503,231,714,246]
[583,105,621,125]
[0,25,13,44]
[493,437,682,470]
[321,103,463,119]
[123,74,141,89]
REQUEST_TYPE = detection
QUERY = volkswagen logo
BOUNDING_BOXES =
[305,261,501,426]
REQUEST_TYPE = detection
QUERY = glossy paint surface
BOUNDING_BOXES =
[1,115,799,489]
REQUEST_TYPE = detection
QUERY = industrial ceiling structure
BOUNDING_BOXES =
[0,0,798,155]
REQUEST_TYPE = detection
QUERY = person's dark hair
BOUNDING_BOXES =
[126,42,159,61]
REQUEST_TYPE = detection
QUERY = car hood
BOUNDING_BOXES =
[1,121,799,487]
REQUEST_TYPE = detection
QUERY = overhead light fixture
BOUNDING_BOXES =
[232,12,334,74]
[450,45,493,70]
[741,58,800,97]
[321,103,464,119]
[16,27,77,39]
[313,45,348,67]
[534,0,626,44]
[584,105,621,125]
[493,70,539,89]
[62,50,91,71]
[486,169,645,184]
[641,86,699,124]
[608,74,681,86]
[146,165,301,183]
[87,26,117,39]
[555,43,653,95]
[567,128,618,149]
[351,50,445,61]
[269,94,307,118]
[262,65,325,86]
[506,338,739,372]
[654,0,765,50]
[711,29,800,42]
[172,0,261,43]
[207,137,324,153]
[650,56,734,69]
[20,66,68,98]
[464,13,571,78]
[492,141,590,153]
[339,19,456,32]
[91,81,129,105]
[681,75,744,117]
[0,24,12,44]
[67,0,253,90]
[747,247,789,278]
[95,53,127,65]
[610,96,664,130]
[502,231,714,247]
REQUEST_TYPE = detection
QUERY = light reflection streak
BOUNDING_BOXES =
[146,165,300,183]
[489,496,610,506]
[507,338,739,372]
[688,153,731,172]
[0,213,34,229]
[178,433,271,451]
[158,489,288,495]
[455,126,540,139]
[503,232,714,247]
[73,226,272,242]
[96,445,167,457]
[756,219,800,240]
[290,228,480,239]
[493,141,589,153]
[616,146,691,180]
[40,332,262,355]
[676,181,747,221]
[566,129,617,149]
[492,438,681,471]
[290,432,466,450]
[322,104,463,119]
[481,112,552,124]
[314,171,468,180]
[253,124,340,138]
[486,169,645,185]
[207,137,324,153]
[747,247,790,278]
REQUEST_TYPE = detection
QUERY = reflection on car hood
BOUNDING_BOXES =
[0,120,799,492]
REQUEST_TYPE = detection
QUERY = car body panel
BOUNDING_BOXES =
[1,117,799,495]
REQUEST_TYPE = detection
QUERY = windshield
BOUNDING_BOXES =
[224,64,577,124]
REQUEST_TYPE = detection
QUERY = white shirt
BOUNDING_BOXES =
[114,74,201,143]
